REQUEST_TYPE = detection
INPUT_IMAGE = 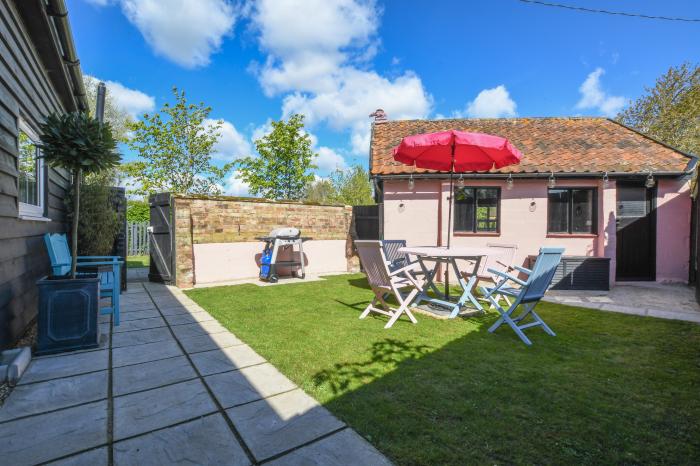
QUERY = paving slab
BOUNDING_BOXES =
[120,302,158,313]
[112,339,183,368]
[226,389,345,461]
[20,350,108,385]
[120,309,161,321]
[170,320,228,340]
[111,327,173,348]
[47,447,108,466]
[113,413,250,466]
[112,355,197,396]
[0,370,107,421]
[113,379,217,440]
[190,345,267,376]
[158,304,200,316]
[206,363,296,408]
[178,332,243,354]
[121,295,154,304]
[164,311,215,326]
[648,308,700,323]
[113,316,167,333]
[0,400,108,465]
[267,428,392,466]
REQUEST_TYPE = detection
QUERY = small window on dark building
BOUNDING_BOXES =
[454,187,500,233]
[547,188,597,234]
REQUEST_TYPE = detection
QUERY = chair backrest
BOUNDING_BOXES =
[481,243,518,278]
[521,247,564,302]
[44,233,73,277]
[355,240,392,288]
[382,239,408,271]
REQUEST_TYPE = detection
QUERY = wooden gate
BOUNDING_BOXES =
[353,204,382,240]
[149,193,174,283]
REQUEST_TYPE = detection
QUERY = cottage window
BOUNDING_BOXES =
[18,120,45,219]
[454,187,500,233]
[547,188,596,234]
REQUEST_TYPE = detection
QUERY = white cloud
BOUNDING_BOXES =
[315,146,347,172]
[575,68,626,117]
[203,119,252,161]
[118,0,236,68]
[461,85,517,118]
[224,171,251,197]
[249,0,432,156]
[98,77,155,118]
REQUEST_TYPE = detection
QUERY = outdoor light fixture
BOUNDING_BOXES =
[645,170,655,188]
[602,171,609,188]
[408,174,415,190]
[457,174,465,187]
[547,171,556,189]
[506,174,514,190]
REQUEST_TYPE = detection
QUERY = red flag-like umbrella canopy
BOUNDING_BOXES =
[392,130,522,172]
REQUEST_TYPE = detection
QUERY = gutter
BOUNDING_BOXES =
[46,0,88,112]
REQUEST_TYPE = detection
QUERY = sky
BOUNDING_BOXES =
[67,0,700,195]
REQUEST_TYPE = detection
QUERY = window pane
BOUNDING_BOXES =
[18,131,39,206]
[571,189,594,233]
[454,187,475,232]
[476,188,499,232]
[548,189,569,233]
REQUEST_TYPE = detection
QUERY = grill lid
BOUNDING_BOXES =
[269,227,300,238]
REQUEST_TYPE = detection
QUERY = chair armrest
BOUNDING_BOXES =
[512,265,532,275]
[77,261,124,267]
[488,268,527,286]
[388,262,420,277]
[78,256,121,261]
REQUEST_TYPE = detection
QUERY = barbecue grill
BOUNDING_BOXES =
[256,227,311,283]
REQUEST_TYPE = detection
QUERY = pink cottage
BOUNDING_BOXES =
[369,116,697,288]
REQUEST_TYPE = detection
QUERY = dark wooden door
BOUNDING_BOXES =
[148,193,174,284]
[616,182,655,281]
[353,204,381,239]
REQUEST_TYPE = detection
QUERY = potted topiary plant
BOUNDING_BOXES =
[35,112,120,355]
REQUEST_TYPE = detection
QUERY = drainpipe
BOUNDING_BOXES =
[46,0,88,112]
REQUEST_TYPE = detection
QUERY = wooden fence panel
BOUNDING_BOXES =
[127,221,149,256]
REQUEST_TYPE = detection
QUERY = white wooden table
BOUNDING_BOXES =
[399,246,503,318]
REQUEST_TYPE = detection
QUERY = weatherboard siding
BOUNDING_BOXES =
[0,1,71,349]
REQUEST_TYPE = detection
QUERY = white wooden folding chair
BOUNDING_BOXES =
[355,240,423,329]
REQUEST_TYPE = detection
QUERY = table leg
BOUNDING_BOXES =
[448,257,484,318]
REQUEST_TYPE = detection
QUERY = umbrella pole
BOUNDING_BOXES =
[444,152,455,300]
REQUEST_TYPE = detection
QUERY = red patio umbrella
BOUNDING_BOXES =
[393,130,523,248]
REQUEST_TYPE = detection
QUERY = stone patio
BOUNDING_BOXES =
[544,282,700,323]
[0,280,392,465]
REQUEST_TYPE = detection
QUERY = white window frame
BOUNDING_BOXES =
[17,119,48,221]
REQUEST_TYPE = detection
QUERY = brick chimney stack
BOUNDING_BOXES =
[369,108,387,123]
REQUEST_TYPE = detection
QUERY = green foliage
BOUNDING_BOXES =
[617,62,699,155]
[303,165,375,205]
[127,200,150,222]
[65,177,121,256]
[83,75,133,143]
[38,112,121,175]
[125,87,232,195]
[236,114,316,200]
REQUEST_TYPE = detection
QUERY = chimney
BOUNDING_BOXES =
[369,108,387,123]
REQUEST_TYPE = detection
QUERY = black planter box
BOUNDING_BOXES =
[36,274,100,356]
[527,255,611,291]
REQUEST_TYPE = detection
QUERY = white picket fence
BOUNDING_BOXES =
[127,221,149,256]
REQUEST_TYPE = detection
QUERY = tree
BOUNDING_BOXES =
[330,165,374,205]
[617,62,699,155]
[236,114,316,200]
[303,178,335,204]
[39,113,121,277]
[126,200,150,223]
[83,75,133,143]
[125,87,231,195]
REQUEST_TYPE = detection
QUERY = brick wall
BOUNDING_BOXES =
[173,195,359,287]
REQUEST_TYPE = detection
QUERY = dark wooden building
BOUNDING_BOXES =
[0,0,87,349]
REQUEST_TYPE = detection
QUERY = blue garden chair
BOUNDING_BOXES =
[381,240,414,272]
[479,247,564,346]
[44,233,123,326]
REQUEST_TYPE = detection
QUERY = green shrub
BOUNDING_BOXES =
[66,177,121,256]
[126,200,150,223]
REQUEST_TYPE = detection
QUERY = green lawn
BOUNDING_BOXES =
[126,255,149,268]
[185,274,700,465]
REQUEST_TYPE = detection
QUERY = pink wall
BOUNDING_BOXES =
[656,178,691,282]
[383,176,691,285]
